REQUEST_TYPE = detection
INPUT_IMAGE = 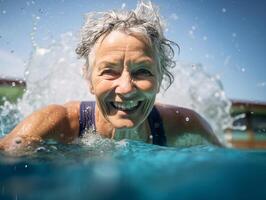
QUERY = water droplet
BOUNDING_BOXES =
[185,117,190,122]
[2,10,6,14]
[12,82,16,87]
[176,110,179,114]
[35,146,46,152]
[241,68,246,72]
[50,145,58,150]
[232,33,237,37]
[25,164,28,168]
[222,8,227,13]
[197,96,202,102]
[15,138,22,144]
[170,13,179,20]
[214,92,220,97]
[257,82,266,87]
[121,3,126,9]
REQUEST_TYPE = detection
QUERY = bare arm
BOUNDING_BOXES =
[156,103,223,147]
[0,101,80,151]
[186,109,223,146]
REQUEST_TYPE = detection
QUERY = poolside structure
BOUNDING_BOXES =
[0,78,26,104]
[225,99,266,148]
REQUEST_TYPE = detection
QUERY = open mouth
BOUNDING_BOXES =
[110,101,142,112]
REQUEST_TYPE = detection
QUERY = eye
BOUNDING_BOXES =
[100,69,120,79]
[133,68,153,78]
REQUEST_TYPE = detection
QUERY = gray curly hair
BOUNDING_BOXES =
[76,0,179,89]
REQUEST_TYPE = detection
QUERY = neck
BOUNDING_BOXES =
[95,104,150,142]
[113,121,149,142]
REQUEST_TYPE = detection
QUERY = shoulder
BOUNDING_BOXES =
[43,101,81,135]
[37,101,80,119]
[154,102,222,146]
[34,101,80,113]
[154,102,200,132]
[40,101,81,139]
[155,103,197,120]
[63,101,81,114]
[41,101,81,141]
[155,103,202,126]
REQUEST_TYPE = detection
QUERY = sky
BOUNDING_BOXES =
[0,0,266,102]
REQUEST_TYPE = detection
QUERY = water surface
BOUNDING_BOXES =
[1,139,265,200]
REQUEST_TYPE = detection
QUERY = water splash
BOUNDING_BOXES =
[157,62,232,144]
[17,32,94,116]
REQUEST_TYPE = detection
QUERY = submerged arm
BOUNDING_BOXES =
[0,101,80,152]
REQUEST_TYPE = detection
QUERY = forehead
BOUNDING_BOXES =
[93,31,155,63]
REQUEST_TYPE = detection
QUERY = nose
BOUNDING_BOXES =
[115,72,136,97]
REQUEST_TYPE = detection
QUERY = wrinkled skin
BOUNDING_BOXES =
[90,31,161,138]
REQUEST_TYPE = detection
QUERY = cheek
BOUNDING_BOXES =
[91,78,114,98]
[135,79,159,93]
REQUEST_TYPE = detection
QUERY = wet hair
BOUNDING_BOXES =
[76,0,179,89]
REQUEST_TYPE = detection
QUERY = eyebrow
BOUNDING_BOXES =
[96,61,121,69]
[96,57,155,68]
[129,58,155,66]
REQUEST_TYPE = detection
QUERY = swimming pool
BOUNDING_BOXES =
[1,138,266,200]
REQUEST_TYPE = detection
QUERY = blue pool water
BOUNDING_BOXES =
[1,139,266,200]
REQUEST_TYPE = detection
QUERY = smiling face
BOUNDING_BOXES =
[90,31,161,130]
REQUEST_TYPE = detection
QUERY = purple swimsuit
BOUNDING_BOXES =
[79,101,166,146]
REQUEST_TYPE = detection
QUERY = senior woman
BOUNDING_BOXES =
[0,1,222,151]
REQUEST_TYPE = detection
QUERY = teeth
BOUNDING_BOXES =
[112,101,139,111]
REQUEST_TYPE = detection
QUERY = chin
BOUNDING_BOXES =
[111,119,139,130]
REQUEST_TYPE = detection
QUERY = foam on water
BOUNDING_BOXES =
[0,32,233,146]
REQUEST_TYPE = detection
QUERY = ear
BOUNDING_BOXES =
[82,65,94,94]
[90,87,95,94]
[89,82,95,94]
[156,78,162,94]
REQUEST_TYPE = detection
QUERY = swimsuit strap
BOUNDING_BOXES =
[79,101,96,136]
[147,106,167,146]
[79,101,167,146]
